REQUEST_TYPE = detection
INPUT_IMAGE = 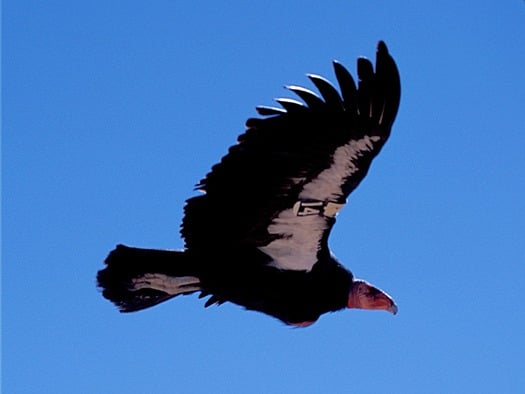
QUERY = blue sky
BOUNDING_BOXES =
[3,1,525,393]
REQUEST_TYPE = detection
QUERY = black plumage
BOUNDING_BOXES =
[97,41,401,326]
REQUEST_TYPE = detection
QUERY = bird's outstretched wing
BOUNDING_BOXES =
[181,41,400,271]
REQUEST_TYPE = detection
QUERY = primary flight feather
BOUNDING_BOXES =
[97,41,401,326]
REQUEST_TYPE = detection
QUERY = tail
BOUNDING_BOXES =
[97,244,201,312]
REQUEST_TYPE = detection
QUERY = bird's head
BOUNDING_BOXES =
[347,279,398,314]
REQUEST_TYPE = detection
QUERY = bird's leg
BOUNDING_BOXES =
[130,274,201,295]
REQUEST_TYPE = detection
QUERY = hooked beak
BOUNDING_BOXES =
[347,279,398,315]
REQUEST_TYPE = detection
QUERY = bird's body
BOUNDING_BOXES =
[97,41,401,326]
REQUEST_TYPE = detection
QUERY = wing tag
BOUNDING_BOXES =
[292,200,345,218]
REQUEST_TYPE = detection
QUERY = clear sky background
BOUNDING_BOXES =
[3,1,525,393]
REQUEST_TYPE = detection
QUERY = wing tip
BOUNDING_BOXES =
[377,40,388,54]
[250,41,400,129]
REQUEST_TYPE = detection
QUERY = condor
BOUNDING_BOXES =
[97,41,401,327]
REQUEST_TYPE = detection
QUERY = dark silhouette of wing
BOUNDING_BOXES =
[181,41,400,271]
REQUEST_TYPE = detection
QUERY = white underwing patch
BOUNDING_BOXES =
[258,135,379,271]
[259,209,328,271]
[299,135,380,201]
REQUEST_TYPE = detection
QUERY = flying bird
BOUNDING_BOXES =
[97,41,401,327]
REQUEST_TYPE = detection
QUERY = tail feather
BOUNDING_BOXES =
[97,244,200,312]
